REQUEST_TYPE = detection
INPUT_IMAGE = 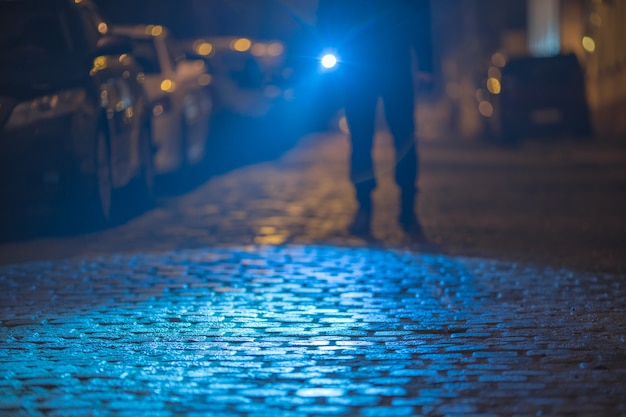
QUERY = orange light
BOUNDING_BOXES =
[151,25,164,37]
[195,42,213,56]
[160,79,175,92]
[98,22,108,34]
[486,77,501,95]
[92,56,107,70]
[231,38,252,52]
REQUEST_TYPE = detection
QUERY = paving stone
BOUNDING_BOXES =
[1,135,626,416]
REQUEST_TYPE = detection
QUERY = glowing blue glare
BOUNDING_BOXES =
[321,54,338,69]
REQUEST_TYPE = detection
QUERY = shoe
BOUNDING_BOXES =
[348,208,371,237]
[399,212,427,241]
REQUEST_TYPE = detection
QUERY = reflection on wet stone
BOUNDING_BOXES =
[1,246,625,415]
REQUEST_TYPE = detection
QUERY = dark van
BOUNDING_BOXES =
[499,53,592,144]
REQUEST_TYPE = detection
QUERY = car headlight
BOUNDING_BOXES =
[5,88,87,130]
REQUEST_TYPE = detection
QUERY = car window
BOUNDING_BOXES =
[130,38,161,74]
[503,55,582,83]
[0,6,74,64]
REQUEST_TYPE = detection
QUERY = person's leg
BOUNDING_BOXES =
[343,71,379,234]
[381,59,423,235]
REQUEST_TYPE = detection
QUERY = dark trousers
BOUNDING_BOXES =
[342,52,418,212]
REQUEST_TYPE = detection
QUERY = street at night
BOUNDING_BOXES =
[2,0,626,415]
[1,127,626,416]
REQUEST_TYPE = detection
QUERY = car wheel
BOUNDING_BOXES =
[94,125,116,224]
[569,109,593,139]
[56,123,118,233]
[138,117,156,206]
[178,117,193,186]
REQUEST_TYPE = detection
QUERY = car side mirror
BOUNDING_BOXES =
[93,35,132,58]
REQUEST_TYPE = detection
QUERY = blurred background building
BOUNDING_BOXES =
[577,0,626,136]
[527,0,626,137]
[420,0,626,139]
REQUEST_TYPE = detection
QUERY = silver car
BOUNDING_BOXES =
[113,24,213,177]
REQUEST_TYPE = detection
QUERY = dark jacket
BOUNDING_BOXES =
[316,0,433,73]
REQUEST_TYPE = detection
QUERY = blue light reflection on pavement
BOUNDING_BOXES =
[1,245,625,416]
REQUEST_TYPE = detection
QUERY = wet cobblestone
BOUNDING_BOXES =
[1,131,626,415]
[1,245,625,416]
[2,132,625,273]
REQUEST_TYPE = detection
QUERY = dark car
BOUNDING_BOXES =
[497,53,592,144]
[0,0,154,227]
[113,25,213,177]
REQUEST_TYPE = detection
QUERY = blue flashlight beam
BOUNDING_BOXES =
[321,53,338,69]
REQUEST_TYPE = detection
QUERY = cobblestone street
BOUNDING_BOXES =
[1,131,626,416]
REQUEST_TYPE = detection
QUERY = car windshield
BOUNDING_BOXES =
[0,4,74,65]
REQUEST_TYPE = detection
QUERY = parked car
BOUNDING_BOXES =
[181,36,291,118]
[113,25,213,176]
[0,0,154,227]
[478,53,592,145]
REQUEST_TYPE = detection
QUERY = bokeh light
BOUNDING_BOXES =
[486,77,502,95]
[232,38,252,52]
[151,25,164,37]
[491,52,507,68]
[251,43,267,57]
[267,42,284,57]
[98,22,108,34]
[488,66,502,80]
[582,36,596,53]
[195,42,213,56]
[478,101,494,117]
[160,79,175,93]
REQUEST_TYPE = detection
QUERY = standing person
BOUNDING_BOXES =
[316,0,434,238]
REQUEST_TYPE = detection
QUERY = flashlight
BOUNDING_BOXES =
[321,53,338,69]
[319,49,339,71]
